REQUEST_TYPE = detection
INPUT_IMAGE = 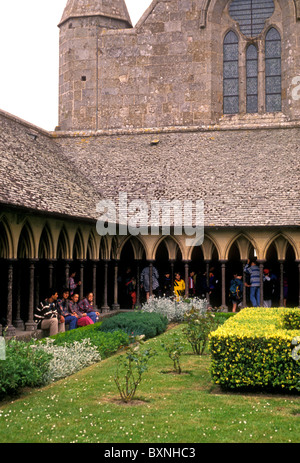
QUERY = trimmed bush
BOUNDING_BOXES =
[209,308,300,391]
[99,311,168,340]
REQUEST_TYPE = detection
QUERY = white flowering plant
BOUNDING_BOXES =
[32,338,101,384]
[141,296,208,323]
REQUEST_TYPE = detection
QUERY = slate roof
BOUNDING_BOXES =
[1,109,300,228]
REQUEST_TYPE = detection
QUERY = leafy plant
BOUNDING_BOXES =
[183,308,219,355]
[99,312,168,340]
[162,334,185,374]
[0,339,52,399]
[114,335,156,403]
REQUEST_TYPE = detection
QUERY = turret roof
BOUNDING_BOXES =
[59,0,132,27]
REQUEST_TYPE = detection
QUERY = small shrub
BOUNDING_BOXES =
[0,339,52,399]
[162,334,185,374]
[183,308,220,355]
[114,335,156,403]
[99,312,168,340]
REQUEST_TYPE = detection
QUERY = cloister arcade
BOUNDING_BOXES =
[0,210,300,336]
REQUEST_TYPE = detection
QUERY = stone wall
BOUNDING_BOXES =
[58,0,300,131]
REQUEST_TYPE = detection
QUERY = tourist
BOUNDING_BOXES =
[174,272,185,300]
[68,270,81,296]
[78,292,100,323]
[162,271,173,297]
[140,265,159,301]
[34,288,65,336]
[195,270,210,300]
[263,269,274,308]
[189,270,196,297]
[229,273,243,313]
[69,293,94,327]
[124,267,137,309]
[244,258,260,307]
[57,288,77,330]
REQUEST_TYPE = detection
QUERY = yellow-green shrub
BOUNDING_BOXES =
[209,308,300,391]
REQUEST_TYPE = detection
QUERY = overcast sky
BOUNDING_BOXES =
[0,0,152,131]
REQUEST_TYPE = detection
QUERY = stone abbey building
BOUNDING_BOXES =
[1,0,300,335]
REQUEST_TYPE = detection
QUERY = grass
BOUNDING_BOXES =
[0,324,299,443]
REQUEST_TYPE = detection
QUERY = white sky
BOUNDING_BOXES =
[0,0,152,131]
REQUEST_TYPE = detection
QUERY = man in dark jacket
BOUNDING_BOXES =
[35,288,65,336]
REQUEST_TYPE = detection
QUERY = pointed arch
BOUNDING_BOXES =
[152,235,184,262]
[0,216,13,259]
[17,221,35,259]
[264,232,299,261]
[38,224,54,260]
[223,30,239,114]
[56,226,70,260]
[73,228,85,260]
[225,232,258,261]
[87,230,98,260]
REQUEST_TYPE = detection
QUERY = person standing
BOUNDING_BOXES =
[68,271,81,296]
[140,265,159,301]
[174,272,185,300]
[188,270,196,297]
[263,269,274,308]
[229,273,243,313]
[35,288,65,336]
[244,258,260,307]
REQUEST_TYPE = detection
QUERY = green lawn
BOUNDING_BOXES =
[0,325,299,443]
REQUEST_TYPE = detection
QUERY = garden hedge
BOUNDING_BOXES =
[99,311,168,339]
[209,308,300,391]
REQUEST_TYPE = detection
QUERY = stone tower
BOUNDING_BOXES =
[58,0,132,131]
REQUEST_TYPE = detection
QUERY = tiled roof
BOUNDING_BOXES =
[1,109,300,227]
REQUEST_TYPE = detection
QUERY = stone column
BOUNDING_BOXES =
[65,259,71,288]
[242,260,247,308]
[25,260,37,331]
[184,261,189,298]
[79,260,85,300]
[92,260,98,309]
[13,261,25,330]
[258,260,265,307]
[135,260,141,309]
[220,260,228,310]
[170,260,175,296]
[48,260,55,289]
[101,260,110,312]
[112,260,120,311]
[205,260,210,303]
[149,261,153,298]
[279,260,284,307]
[6,260,16,337]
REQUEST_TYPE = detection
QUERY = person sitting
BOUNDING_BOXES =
[57,288,77,330]
[69,293,94,327]
[35,288,65,336]
[78,292,100,323]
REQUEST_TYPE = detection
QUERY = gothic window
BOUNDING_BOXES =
[229,0,275,38]
[246,45,258,113]
[223,31,239,114]
[265,27,282,112]
[223,0,282,115]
